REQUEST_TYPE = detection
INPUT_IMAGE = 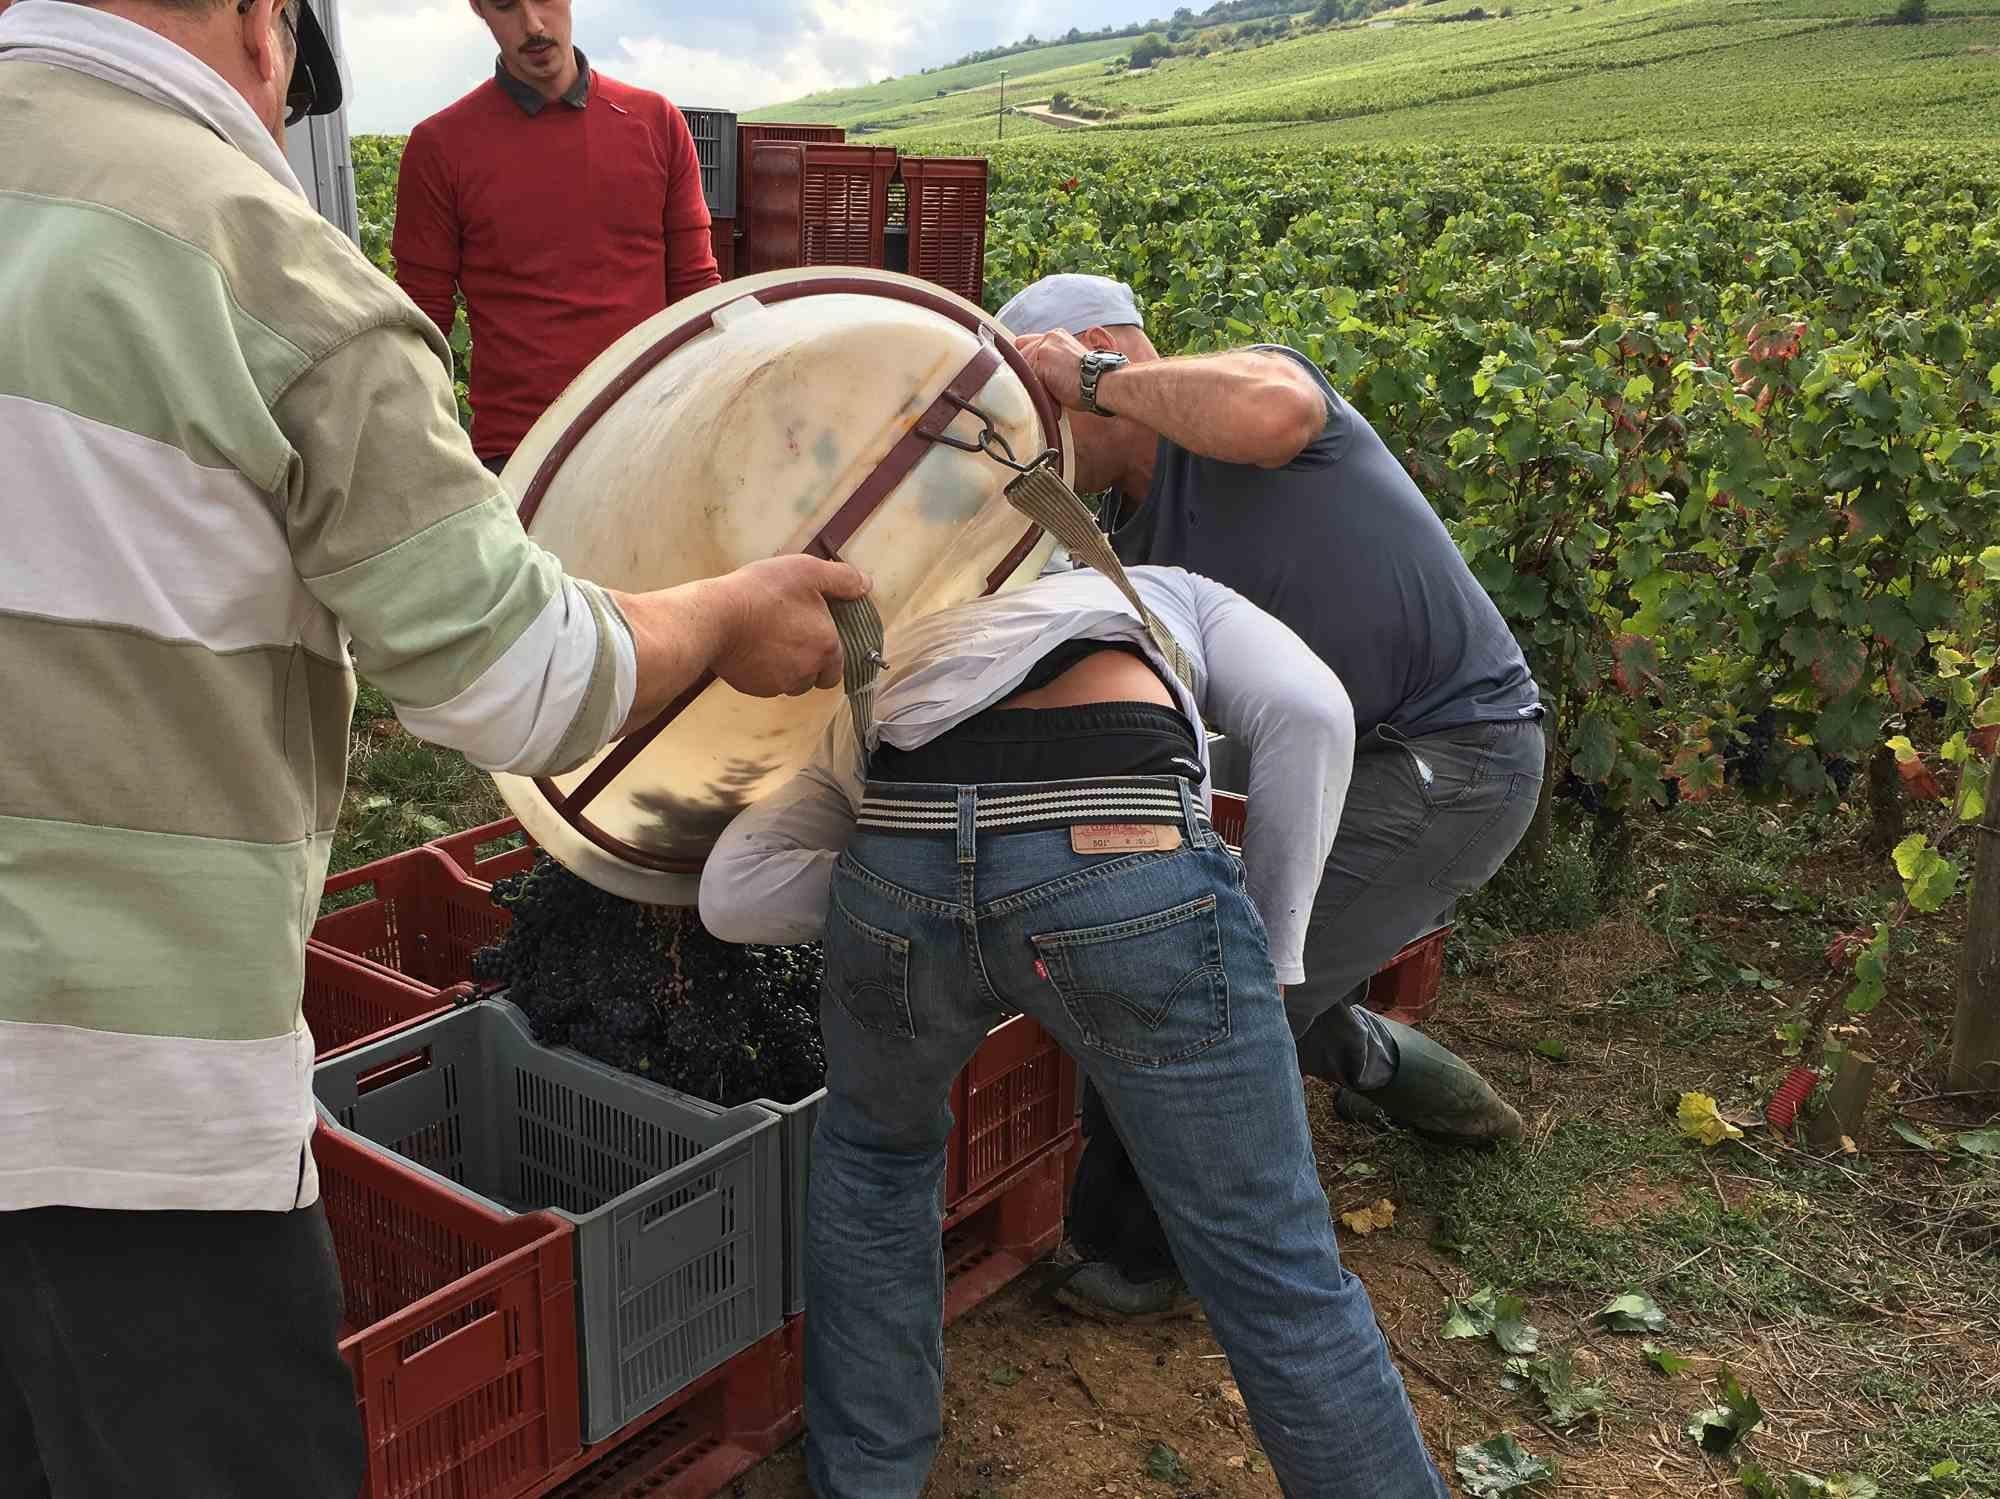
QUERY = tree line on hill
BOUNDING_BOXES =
[928,0,1404,74]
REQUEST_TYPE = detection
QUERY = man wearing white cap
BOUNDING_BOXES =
[999,272,1545,1318]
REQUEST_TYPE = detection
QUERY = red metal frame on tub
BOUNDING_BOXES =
[515,274,1066,876]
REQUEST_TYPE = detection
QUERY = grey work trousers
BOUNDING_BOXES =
[1289,716,1547,1088]
[1067,717,1548,1279]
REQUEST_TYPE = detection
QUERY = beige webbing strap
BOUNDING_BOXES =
[1003,463,1197,693]
[829,594,886,758]
[824,458,1192,758]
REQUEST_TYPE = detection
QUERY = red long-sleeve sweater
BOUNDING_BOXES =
[392,65,719,460]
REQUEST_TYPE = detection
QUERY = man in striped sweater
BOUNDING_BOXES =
[0,1,862,1492]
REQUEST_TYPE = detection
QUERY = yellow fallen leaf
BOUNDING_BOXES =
[1839,1134,1858,1155]
[1340,1198,1397,1235]
[1677,1092,1744,1147]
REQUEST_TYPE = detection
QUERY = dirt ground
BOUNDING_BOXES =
[734,802,2000,1498]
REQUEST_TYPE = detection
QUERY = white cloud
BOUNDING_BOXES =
[609,34,851,112]
[333,0,1148,134]
[336,0,501,132]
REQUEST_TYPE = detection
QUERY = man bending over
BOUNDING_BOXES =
[700,564,1447,1499]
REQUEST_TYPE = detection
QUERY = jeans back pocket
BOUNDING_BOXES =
[1032,894,1228,1067]
[825,893,915,1039]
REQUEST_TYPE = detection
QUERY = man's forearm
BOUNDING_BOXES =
[1095,350,1326,468]
[606,579,734,735]
[604,553,868,737]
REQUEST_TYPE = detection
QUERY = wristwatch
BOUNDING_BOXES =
[1078,351,1129,416]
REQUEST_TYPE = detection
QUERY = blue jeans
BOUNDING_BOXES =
[802,776,1445,1498]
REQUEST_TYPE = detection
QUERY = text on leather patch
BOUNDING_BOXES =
[1070,824,1183,855]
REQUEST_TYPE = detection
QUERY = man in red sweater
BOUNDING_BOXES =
[393,0,720,471]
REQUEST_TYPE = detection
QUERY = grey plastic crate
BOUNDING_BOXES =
[312,999,781,1444]
[742,1090,822,1316]
[681,106,739,219]
[705,1090,930,1317]
[704,1011,1064,1311]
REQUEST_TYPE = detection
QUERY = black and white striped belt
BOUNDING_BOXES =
[856,776,1210,837]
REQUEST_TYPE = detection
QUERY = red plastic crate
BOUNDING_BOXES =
[315,844,510,991]
[431,818,538,883]
[744,142,898,273]
[709,216,735,281]
[898,156,988,307]
[944,1150,1067,1326]
[735,122,843,221]
[802,144,897,267]
[305,942,450,1059]
[540,1151,1064,1496]
[946,1016,1078,1211]
[1208,792,1450,1025]
[316,1124,582,1499]
[545,1153,1062,1497]
[742,142,804,276]
[1369,926,1448,1027]
[1210,790,1248,849]
[542,1319,802,1498]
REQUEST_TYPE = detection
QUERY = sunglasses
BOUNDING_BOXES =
[237,0,318,126]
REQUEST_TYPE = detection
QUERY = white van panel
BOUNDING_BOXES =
[283,0,357,243]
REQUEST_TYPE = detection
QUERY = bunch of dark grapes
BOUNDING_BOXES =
[472,853,825,1106]
[1720,707,1779,793]
[1552,769,1606,815]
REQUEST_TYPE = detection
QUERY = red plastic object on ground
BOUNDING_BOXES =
[947,1017,1078,1211]
[315,844,511,991]
[898,156,988,307]
[431,817,538,882]
[317,1124,582,1499]
[304,942,449,1059]
[1766,1065,1817,1132]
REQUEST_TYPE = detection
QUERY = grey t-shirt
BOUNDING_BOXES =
[1108,347,1540,739]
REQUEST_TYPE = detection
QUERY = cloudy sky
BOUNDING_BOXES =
[335,0,1143,134]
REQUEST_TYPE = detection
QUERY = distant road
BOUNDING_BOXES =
[1012,104,1099,129]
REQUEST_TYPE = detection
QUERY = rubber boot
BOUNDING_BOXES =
[1344,1017,1523,1145]
[1054,1262,1201,1325]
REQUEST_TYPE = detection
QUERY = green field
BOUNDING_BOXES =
[761,0,2000,147]
[745,36,1138,137]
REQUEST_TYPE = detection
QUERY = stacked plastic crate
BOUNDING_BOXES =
[305,812,1080,1497]
[741,141,899,275]
[896,155,989,307]
[679,106,739,285]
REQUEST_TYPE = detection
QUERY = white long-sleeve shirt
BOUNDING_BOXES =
[698,566,1354,983]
